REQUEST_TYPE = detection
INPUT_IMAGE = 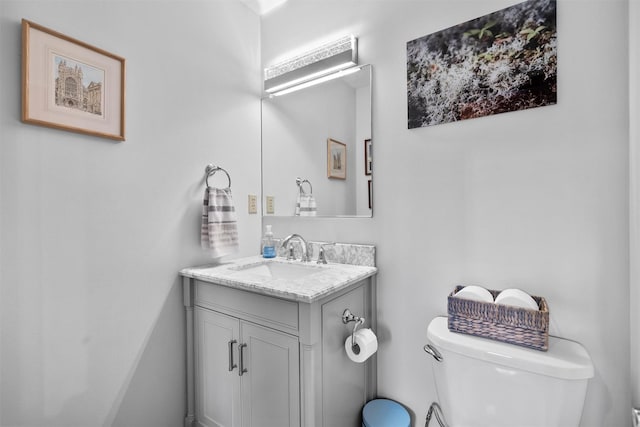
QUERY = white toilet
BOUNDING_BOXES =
[425,316,594,427]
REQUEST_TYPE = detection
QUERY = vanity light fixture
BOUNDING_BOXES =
[264,34,358,96]
[269,66,362,97]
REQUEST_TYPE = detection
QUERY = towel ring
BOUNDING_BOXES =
[296,177,313,195]
[205,164,231,188]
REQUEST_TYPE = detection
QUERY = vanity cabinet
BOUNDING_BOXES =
[195,308,299,427]
[182,272,377,427]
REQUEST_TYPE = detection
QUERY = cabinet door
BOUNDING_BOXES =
[195,308,241,427]
[240,321,300,427]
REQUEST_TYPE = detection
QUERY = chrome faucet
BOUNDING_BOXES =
[281,233,312,262]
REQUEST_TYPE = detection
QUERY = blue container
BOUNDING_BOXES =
[362,399,410,427]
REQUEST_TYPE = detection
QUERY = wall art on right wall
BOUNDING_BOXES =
[407,0,557,129]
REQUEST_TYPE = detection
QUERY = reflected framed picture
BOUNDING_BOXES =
[368,180,372,209]
[364,138,372,175]
[327,138,346,179]
[22,19,126,141]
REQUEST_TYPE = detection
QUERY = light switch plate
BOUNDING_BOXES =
[266,196,275,214]
[248,195,257,214]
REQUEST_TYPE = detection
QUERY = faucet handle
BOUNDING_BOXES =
[317,243,335,264]
[317,248,327,264]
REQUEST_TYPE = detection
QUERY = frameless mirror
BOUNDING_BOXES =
[261,64,372,218]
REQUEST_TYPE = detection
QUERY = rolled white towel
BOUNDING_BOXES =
[495,288,539,310]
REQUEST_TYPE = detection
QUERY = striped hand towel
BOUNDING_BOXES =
[296,193,317,216]
[201,187,239,258]
[295,192,301,216]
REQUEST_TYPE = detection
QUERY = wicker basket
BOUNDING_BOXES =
[447,285,549,351]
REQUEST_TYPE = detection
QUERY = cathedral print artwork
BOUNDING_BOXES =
[22,20,126,140]
[54,55,105,117]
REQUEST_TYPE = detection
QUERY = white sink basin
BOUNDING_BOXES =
[229,260,322,280]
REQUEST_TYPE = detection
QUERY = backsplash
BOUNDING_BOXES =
[274,239,376,267]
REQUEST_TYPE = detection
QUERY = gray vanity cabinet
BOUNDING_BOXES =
[182,274,377,427]
[195,307,299,427]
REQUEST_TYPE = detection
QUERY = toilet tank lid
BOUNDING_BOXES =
[427,317,594,380]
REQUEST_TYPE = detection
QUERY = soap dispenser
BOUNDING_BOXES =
[262,225,276,258]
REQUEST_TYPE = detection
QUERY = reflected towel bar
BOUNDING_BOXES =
[296,177,313,194]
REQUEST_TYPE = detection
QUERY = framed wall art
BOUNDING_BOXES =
[22,19,126,141]
[327,138,346,179]
[407,0,556,128]
[364,138,372,175]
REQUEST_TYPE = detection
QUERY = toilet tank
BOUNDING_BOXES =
[426,317,594,427]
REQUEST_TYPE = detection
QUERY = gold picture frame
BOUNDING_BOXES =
[22,19,126,141]
[327,138,346,179]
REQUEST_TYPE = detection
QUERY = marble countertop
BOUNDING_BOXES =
[180,256,377,303]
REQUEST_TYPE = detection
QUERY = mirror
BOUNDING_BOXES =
[262,64,372,218]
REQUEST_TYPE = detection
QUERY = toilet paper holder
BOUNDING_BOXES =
[342,309,365,350]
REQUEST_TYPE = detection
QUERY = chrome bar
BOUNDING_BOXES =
[633,408,640,427]
[228,340,237,372]
[239,343,248,377]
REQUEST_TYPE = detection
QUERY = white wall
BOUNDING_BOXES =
[262,1,631,425]
[0,1,261,426]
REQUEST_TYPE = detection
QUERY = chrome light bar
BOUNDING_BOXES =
[264,35,358,94]
[269,66,361,97]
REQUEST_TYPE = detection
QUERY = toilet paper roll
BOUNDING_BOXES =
[345,328,378,363]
